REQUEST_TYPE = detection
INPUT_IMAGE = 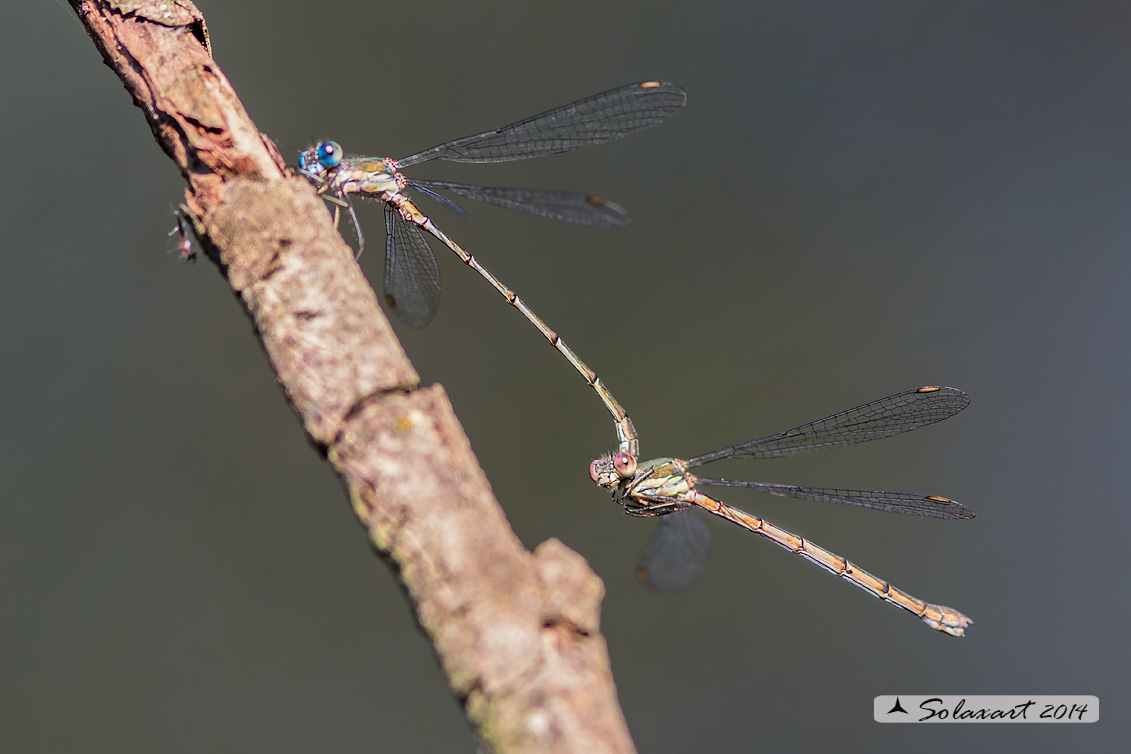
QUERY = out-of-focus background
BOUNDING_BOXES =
[4,2,1126,751]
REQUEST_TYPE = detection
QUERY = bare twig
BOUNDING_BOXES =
[66,2,635,751]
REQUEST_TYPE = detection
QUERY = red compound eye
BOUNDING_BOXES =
[589,460,602,483]
[613,452,637,477]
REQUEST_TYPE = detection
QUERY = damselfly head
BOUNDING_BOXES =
[298,140,343,178]
[589,452,638,488]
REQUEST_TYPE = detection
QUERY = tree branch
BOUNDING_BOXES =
[67,2,635,751]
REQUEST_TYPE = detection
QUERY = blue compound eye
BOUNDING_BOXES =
[316,141,342,168]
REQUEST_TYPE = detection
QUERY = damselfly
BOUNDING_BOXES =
[298,81,686,456]
[589,386,974,636]
[298,81,686,328]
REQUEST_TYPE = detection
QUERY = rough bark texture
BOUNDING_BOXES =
[67,2,635,751]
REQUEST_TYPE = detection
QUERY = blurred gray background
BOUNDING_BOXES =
[4,1,1126,751]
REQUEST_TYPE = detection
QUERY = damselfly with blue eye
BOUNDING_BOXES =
[589,386,975,636]
[298,81,685,328]
[298,81,685,457]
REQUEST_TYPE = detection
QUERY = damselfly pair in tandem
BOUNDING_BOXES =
[298,82,974,636]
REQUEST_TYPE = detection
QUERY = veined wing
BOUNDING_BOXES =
[688,387,970,466]
[406,181,470,218]
[396,81,687,168]
[384,205,441,328]
[409,179,630,228]
[691,479,975,519]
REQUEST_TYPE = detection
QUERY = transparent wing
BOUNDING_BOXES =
[396,81,687,168]
[692,479,975,519]
[636,511,712,591]
[406,181,469,218]
[384,205,441,328]
[410,179,630,228]
[688,387,970,466]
